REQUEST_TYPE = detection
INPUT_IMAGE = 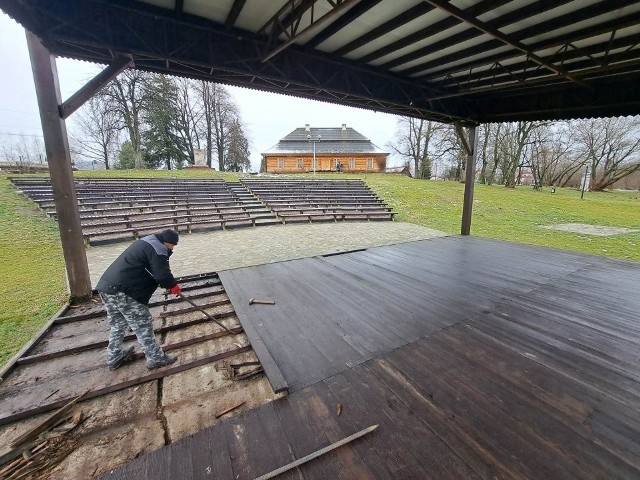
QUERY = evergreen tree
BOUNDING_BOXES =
[224,119,251,172]
[142,75,189,169]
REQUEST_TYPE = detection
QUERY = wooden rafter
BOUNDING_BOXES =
[423,0,588,87]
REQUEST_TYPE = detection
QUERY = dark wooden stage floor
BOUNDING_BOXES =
[101,236,640,479]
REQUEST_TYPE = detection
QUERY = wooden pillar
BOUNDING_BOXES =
[456,124,478,236]
[26,31,92,300]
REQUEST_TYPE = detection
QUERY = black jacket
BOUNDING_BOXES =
[96,234,178,305]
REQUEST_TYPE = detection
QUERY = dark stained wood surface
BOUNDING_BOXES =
[102,235,640,479]
[221,236,602,392]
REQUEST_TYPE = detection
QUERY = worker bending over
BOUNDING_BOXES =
[96,229,182,370]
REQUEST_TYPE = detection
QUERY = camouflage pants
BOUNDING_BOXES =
[99,292,167,365]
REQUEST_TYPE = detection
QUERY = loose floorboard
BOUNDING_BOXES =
[101,235,640,479]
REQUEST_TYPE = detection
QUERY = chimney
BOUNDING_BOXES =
[305,124,310,132]
[342,124,347,131]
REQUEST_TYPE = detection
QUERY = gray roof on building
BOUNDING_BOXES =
[262,127,388,155]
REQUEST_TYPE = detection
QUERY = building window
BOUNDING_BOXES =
[334,158,342,172]
[278,158,285,169]
[297,158,303,169]
[367,158,373,169]
[348,158,355,170]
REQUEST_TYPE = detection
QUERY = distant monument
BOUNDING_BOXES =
[194,149,207,167]
[186,149,214,170]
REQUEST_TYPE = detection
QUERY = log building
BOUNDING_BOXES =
[261,124,388,174]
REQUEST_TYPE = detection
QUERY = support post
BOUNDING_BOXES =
[26,31,92,300]
[457,124,478,236]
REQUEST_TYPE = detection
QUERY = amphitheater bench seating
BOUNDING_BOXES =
[10,176,395,245]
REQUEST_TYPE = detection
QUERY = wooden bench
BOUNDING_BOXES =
[277,211,396,224]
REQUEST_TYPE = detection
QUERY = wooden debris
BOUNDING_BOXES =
[0,436,78,480]
[336,404,342,416]
[226,361,264,381]
[10,391,87,449]
[0,406,86,479]
[233,367,264,381]
[0,415,83,480]
[214,401,246,419]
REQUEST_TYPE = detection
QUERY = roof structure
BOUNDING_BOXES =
[262,126,388,155]
[1,0,639,124]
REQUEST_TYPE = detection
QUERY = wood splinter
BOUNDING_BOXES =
[215,401,246,419]
[253,424,378,480]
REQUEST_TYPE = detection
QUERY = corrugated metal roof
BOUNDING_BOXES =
[2,1,639,122]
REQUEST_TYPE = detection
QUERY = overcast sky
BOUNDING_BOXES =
[0,12,402,171]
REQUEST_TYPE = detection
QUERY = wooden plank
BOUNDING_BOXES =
[383,332,619,479]
[471,312,640,405]
[367,356,516,480]
[0,345,251,427]
[225,403,296,479]
[219,270,288,394]
[433,324,640,472]
[188,419,234,479]
[9,391,86,448]
[18,311,238,365]
[272,385,372,479]
[254,424,378,480]
[53,283,223,323]
[325,367,481,479]
[0,302,68,381]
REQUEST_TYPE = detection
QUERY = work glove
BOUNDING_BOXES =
[169,284,182,296]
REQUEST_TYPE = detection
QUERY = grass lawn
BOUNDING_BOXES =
[1,170,638,366]
[363,174,640,261]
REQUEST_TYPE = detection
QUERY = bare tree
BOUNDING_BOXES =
[497,121,543,188]
[211,85,239,171]
[70,93,120,169]
[195,82,240,171]
[388,117,452,179]
[478,123,502,185]
[573,117,640,191]
[0,135,45,166]
[196,80,215,168]
[528,123,582,187]
[104,70,150,168]
[174,78,203,164]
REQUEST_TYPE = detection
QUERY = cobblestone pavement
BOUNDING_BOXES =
[86,221,448,286]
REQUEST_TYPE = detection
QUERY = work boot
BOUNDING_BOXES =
[108,346,135,371]
[146,354,177,370]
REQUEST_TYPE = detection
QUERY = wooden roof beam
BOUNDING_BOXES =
[306,0,383,49]
[407,2,640,78]
[332,3,433,56]
[262,0,360,63]
[59,54,132,120]
[359,0,504,64]
[433,36,640,93]
[423,0,588,87]
[225,0,246,27]
[258,0,317,37]
[174,0,184,19]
